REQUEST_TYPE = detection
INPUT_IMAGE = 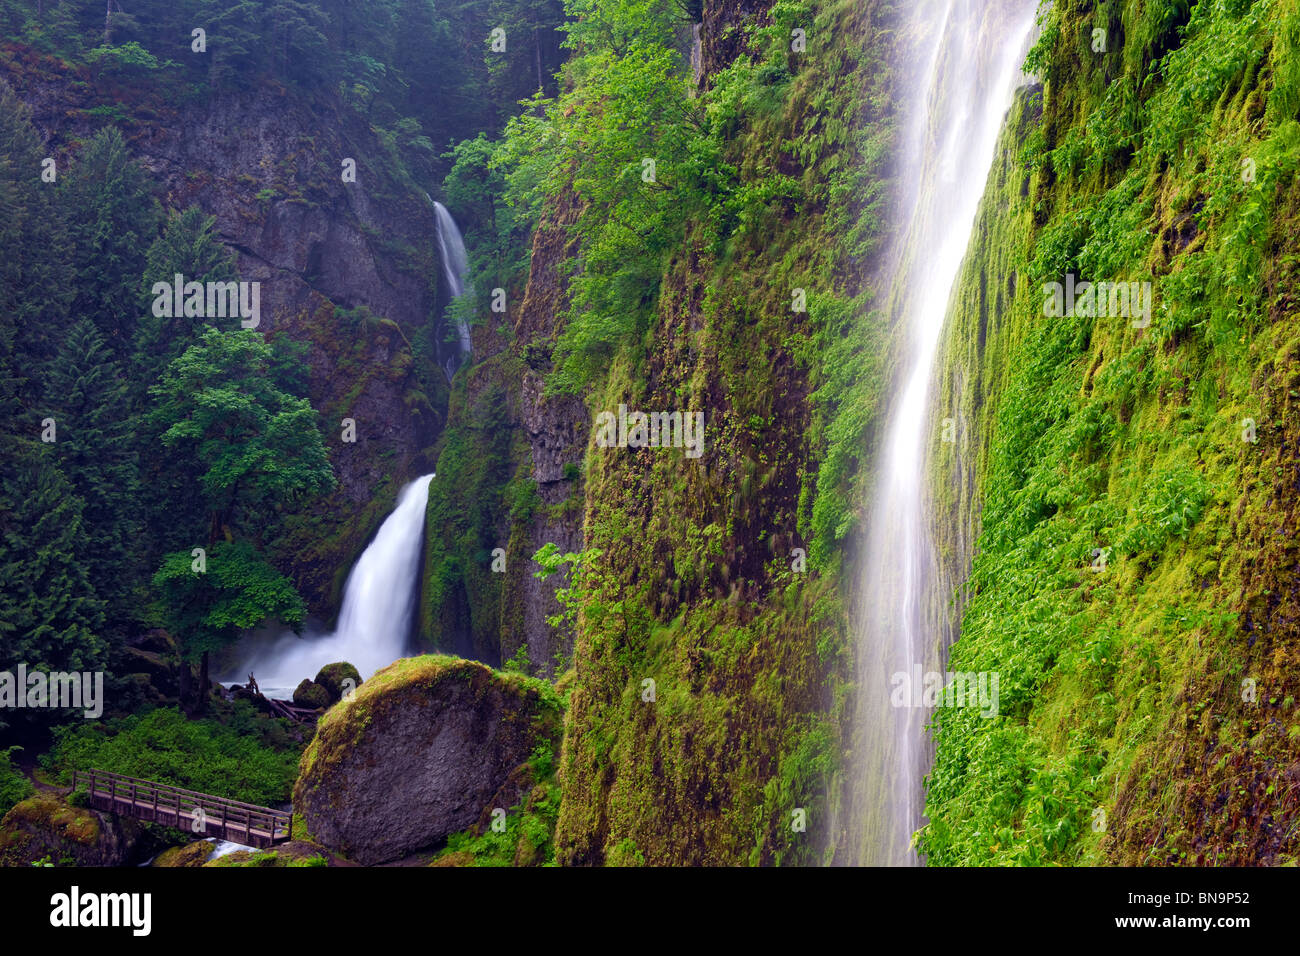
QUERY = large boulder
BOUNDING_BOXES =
[293,656,562,864]
[0,792,143,867]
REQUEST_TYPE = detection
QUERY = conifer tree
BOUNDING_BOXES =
[0,80,72,390]
[60,126,161,355]
[43,318,143,635]
[0,447,108,733]
[132,206,240,394]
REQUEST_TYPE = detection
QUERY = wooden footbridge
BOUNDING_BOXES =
[73,769,292,848]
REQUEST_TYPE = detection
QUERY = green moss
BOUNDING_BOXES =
[296,655,563,797]
[429,744,563,867]
[922,0,1300,866]
[153,840,216,867]
[293,679,331,710]
[532,0,893,865]
[0,793,101,866]
[314,662,361,702]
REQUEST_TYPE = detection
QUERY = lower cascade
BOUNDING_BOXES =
[224,474,436,698]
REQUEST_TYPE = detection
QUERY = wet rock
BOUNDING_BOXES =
[293,656,562,865]
[153,840,216,867]
[313,662,361,704]
[0,792,142,867]
[293,680,330,710]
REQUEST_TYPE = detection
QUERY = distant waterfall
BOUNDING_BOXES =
[225,474,435,698]
[429,197,472,380]
[841,0,1038,865]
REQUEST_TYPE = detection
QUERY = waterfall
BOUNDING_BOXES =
[842,0,1038,865]
[429,197,473,380]
[223,474,435,699]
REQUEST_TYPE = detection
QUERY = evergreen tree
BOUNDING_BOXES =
[132,206,240,393]
[131,207,242,560]
[60,126,161,356]
[0,79,72,391]
[0,445,108,734]
[43,319,143,635]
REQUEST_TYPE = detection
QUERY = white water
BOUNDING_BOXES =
[224,474,435,699]
[844,0,1037,865]
[430,198,473,380]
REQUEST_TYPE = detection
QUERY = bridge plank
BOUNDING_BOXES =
[74,769,291,847]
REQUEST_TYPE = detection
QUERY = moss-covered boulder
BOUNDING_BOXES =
[293,679,330,710]
[293,656,563,865]
[152,839,216,867]
[0,792,142,866]
[203,841,333,867]
[313,662,361,703]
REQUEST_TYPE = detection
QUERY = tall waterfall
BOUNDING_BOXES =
[843,0,1038,865]
[224,474,435,698]
[430,199,473,380]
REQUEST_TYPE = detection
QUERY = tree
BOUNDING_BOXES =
[496,33,732,393]
[152,539,306,686]
[0,80,72,390]
[43,319,143,635]
[0,447,108,735]
[132,206,240,392]
[60,126,160,356]
[147,328,335,710]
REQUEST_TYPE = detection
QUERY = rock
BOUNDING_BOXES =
[429,850,474,867]
[313,662,361,704]
[130,627,180,659]
[294,656,563,865]
[293,680,330,710]
[232,684,276,716]
[495,191,587,678]
[153,840,216,868]
[202,840,336,867]
[0,792,142,867]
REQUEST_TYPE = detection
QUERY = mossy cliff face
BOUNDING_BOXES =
[293,656,562,865]
[548,0,900,865]
[419,189,586,673]
[925,0,1300,864]
[0,792,142,866]
[417,0,908,865]
[502,189,590,675]
[3,49,447,614]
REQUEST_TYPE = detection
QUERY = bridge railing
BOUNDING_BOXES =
[72,769,292,846]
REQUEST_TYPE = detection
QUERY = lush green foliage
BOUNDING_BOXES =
[462,0,888,863]
[432,743,561,866]
[0,747,34,817]
[153,541,308,661]
[149,329,334,523]
[59,128,161,356]
[465,0,736,393]
[42,707,300,806]
[922,0,1300,865]
[146,328,334,671]
[0,77,341,723]
[43,320,144,632]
